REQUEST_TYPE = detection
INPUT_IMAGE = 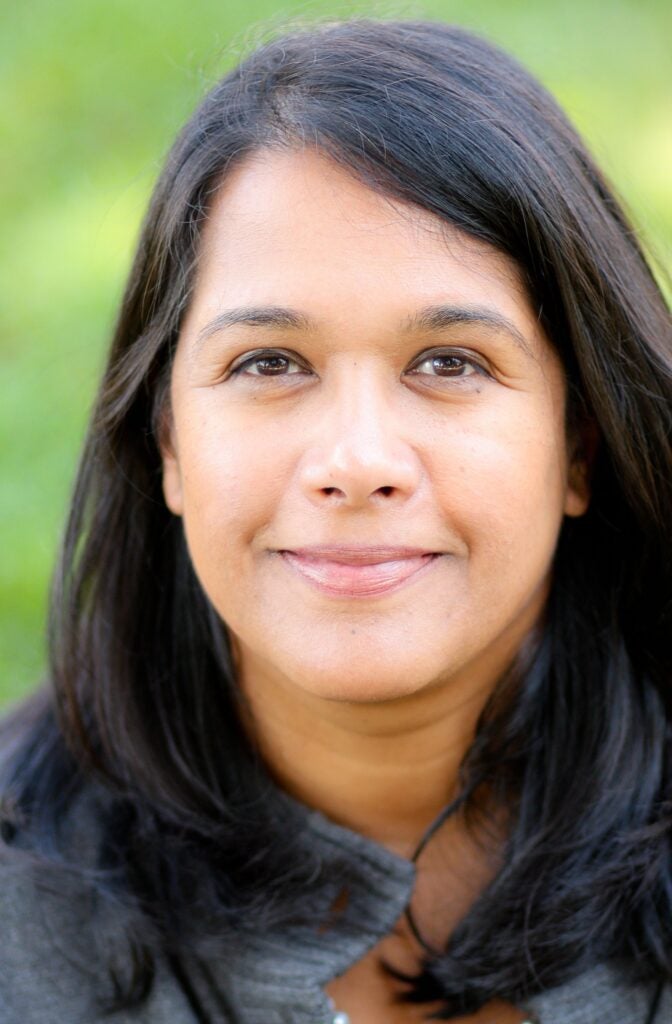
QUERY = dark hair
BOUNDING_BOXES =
[2,16,671,1019]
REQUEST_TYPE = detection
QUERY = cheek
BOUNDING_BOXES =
[175,405,289,575]
[434,413,569,572]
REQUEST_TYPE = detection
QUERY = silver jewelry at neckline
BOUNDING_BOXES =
[332,1015,536,1024]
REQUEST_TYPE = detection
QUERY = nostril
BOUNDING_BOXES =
[378,486,394,497]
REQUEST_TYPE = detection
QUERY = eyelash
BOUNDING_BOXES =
[227,348,489,383]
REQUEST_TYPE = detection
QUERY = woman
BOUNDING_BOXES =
[1,17,670,1024]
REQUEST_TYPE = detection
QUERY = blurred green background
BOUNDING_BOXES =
[1,0,670,709]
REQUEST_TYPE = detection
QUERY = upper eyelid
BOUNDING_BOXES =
[228,346,489,375]
[228,348,306,374]
[407,348,488,374]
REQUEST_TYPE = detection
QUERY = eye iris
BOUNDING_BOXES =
[432,355,466,375]
[255,355,290,375]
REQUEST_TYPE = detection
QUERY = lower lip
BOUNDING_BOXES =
[279,552,440,598]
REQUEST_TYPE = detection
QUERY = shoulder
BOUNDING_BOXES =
[0,841,99,1021]
[0,700,194,1023]
[0,811,197,1024]
[0,856,194,1022]
[0,709,113,1023]
[526,964,670,1023]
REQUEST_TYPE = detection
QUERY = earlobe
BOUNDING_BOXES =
[157,409,184,516]
[564,460,591,517]
[161,450,184,516]
[564,419,600,518]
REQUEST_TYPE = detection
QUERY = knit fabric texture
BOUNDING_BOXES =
[0,778,667,1023]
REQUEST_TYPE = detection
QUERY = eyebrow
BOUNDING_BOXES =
[195,303,533,356]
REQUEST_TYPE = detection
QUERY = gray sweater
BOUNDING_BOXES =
[0,782,668,1024]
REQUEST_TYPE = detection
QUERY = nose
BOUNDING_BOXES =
[298,369,422,508]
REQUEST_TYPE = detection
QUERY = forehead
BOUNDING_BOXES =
[187,147,543,349]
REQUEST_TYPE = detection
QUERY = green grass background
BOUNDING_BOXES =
[1,0,670,708]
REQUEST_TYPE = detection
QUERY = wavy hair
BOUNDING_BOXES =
[2,17,671,1019]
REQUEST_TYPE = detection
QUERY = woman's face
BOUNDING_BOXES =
[162,148,589,704]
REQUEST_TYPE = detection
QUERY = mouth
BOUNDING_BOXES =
[277,547,442,598]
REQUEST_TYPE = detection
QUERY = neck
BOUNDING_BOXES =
[236,650,499,858]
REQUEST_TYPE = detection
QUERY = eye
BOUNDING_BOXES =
[407,350,486,380]
[229,349,306,377]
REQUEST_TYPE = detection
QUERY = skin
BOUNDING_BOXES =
[161,147,591,1022]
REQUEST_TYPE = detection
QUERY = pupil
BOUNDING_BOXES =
[433,356,463,375]
[258,356,288,374]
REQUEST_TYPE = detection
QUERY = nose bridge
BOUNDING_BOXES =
[300,360,420,505]
[333,361,392,451]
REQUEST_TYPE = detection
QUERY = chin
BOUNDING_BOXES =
[293,659,434,704]
[312,682,421,704]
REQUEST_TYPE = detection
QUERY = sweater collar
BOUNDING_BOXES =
[201,800,416,1023]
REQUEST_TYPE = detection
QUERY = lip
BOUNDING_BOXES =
[278,546,442,598]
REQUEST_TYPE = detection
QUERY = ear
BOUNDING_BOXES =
[563,418,600,518]
[157,405,184,517]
